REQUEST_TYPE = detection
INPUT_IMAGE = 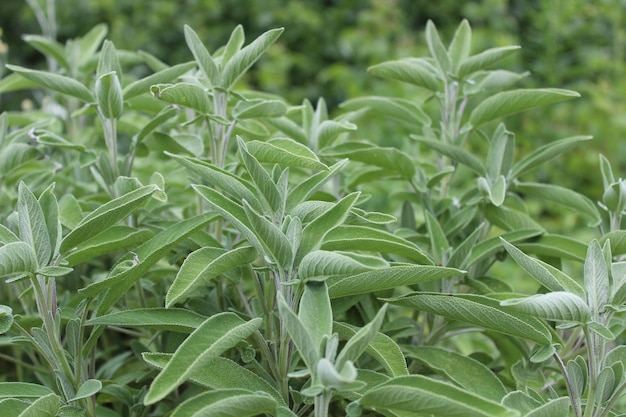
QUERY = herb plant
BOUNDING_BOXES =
[0,16,625,417]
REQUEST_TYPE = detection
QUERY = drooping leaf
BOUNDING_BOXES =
[85,308,207,333]
[368,59,440,92]
[5,65,94,102]
[404,346,506,401]
[221,27,284,90]
[60,185,158,254]
[123,61,196,100]
[143,354,285,406]
[359,375,517,417]
[500,292,591,323]
[143,313,262,405]
[469,88,580,127]
[166,246,257,307]
[385,293,551,344]
[169,389,277,417]
[328,265,462,299]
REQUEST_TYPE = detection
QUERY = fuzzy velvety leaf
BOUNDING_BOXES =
[323,225,433,265]
[95,71,123,119]
[335,304,388,371]
[321,141,415,179]
[184,25,220,86]
[144,354,285,406]
[412,135,485,175]
[143,313,262,405]
[368,59,439,91]
[485,205,544,232]
[469,88,579,127]
[328,265,462,299]
[425,211,449,265]
[299,281,332,353]
[585,240,610,317]
[458,46,521,78]
[60,185,158,254]
[516,235,587,262]
[514,182,601,226]
[238,137,282,214]
[243,200,293,269]
[221,25,245,66]
[340,96,431,127]
[64,227,153,267]
[169,389,277,417]
[277,294,318,371]
[16,392,60,417]
[233,99,287,119]
[298,250,382,281]
[221,28,284,90]
[501,292,591,323]
[5,65,93,102]
[85,308,207,333]
[151,83,211,114]
[134,105,178,144]
[69,379,102,402]
[359,375,517,417]
[509,136,592,179]
[425,20,451,74]
[246,138,327,171]
[0,399,29,415]
[123,61,196,100]
[0,382,54,398]
[386,293,551,344]
[0,225,19,245]
[22,35,69,70]
[524,397,570,417]
[448,20,472,72]
[18,182,51,267]
[500,239,585,297]
[404,346,506,401]
[166,246,257,307]
[38,184,61,260]
[334,321,408,377]
[0,242,38,278]
[0,305,12,334]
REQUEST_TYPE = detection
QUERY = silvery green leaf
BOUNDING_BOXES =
[584,240,610,317]
[184,25,220,86]
[0,305,13,334]
[299,281,332,353]
[169,389,276,417]
[501,292,591,323]
[458,45,520,78]
[5,65,94,103]
[18,182,51,267]
[123,61,196,100]
[86,308,207,333]
[368,59,440,91]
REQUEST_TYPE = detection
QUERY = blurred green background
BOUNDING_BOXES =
[1,0,626,201]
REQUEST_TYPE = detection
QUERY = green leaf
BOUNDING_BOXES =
[458,45,521,78]
[78,23,108,65]
[60,185,157,254]
[123,61,196,100]
[425,20,451,75]
[501,292,591,323]
[5,65,94,102]
[0,382,54,398]
[322,225,434,265]
[524,397,570,417]
[0,225,20,245]
[238,137,283,214]
[500,239,585,297]
[566,359,586,398]
[221,27,284,90]
[277,293,318,371]
[368,59,440,91]
[585,240,610,317]
[514,182,601,226]
[359,375,517,417]
[151,83,211,114]
[510,136,592,179]
[517,234,587,262]
[246,138,327,171]
[316,119,357,149]
[85,308,207,333]
[37,266,72,277]
[169,389,277,417]
[221,25,245,66]
[448,20,472,73]
[340,96,431,127]
[0,242,38,279]
[285,159,347,211]
[386,293,551,344]
[143,354,285,406]
[96,72,123,119]
[233,99,287,119]
[69,379,102,402]
[166,246,257,307]
[16,392,60,417]
[18,182,51,267]
[404,346,506,401]
[334,322,408,377]
[0,305,12,334]
[425,211,450,264]
[336,304,388,370]
[97,40,123,82]
[329,265,462,299]
[22,35,69,70]
[64,226,153,267]
[184,25,220,86]
[134,105,178,144]
[299,281,332,352]
[485,205,544,232]
[143,313,262,405]
[320,141,416,179]
[297,192,360,262]
[298,250,383,281]
[243,200,293,270]
[469,88,580,127]
[0,399,29,416]
[411,135,485,175]
[31,130,85,151]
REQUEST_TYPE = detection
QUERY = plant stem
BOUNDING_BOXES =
[314,390,332,417]
[554,351,581,417]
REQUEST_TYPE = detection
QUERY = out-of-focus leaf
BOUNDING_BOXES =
[86,308,207,333]
[5,65,94,102]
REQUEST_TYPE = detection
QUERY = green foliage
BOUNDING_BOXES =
[2,11,626,417]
